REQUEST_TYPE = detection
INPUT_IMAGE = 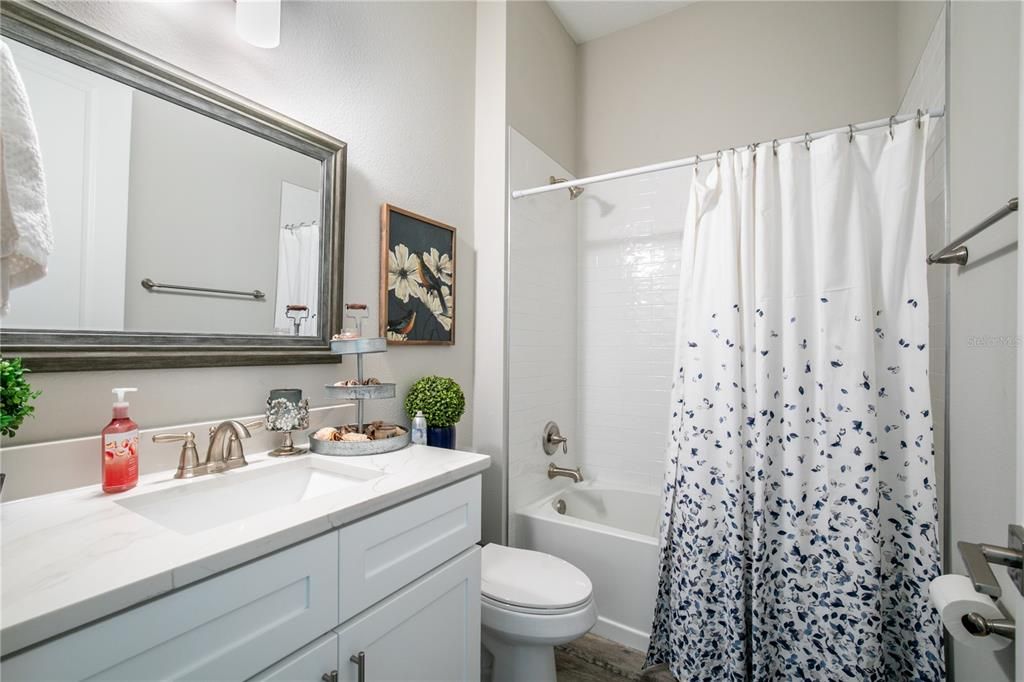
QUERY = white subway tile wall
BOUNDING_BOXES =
[507,129,579,544]
[576,168,691,491]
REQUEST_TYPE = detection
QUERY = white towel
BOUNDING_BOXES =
[1,41,52,314]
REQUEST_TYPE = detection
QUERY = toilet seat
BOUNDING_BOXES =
[482,592,592,616]
[481,544,593,612]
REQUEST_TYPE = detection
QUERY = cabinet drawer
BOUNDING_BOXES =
[338,475,480,621]
[4,533,339,681]
[336,547,481,682]
[248,633,338,682]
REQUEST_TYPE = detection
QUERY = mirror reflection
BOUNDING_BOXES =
[1,39,323,337]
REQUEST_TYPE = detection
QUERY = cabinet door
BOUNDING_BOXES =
[249,634,338,682]
[335,547,481,682]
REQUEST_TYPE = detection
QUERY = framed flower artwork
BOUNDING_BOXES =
[379,204,456,345]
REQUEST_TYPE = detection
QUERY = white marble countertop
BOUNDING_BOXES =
[0,444,489,657]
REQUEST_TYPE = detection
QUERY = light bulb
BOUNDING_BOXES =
[235,0,280,49]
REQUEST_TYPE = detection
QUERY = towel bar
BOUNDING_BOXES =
[141,278,265,300]
[928,197,1018,266]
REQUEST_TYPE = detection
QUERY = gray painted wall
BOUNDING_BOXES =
[575,1,901,177]
[506,1,578,175]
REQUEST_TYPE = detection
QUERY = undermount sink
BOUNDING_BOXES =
[116,458,383,535]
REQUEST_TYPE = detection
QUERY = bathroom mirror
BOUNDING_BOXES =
[0,2,346,370]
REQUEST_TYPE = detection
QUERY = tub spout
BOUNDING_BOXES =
[548,463,583,483]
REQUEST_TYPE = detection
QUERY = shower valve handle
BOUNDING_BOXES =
[543,421,568,455]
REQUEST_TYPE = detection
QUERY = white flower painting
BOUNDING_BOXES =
[381,205,456,344]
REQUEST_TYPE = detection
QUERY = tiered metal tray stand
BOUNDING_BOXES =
[308,337,411,456]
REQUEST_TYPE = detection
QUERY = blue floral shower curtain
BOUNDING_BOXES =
[647,119,943,681]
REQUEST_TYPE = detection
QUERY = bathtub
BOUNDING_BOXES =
[515,485,661,652]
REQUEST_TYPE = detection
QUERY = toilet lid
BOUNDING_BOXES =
[481,544,592,610]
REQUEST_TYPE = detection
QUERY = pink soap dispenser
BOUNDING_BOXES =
[102,388,139,494]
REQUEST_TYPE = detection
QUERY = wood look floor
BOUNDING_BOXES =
[554,634,675,682]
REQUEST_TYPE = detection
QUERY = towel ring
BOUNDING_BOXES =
[804,132,812,151]
[889,115,896,140]
[848,124,855,143]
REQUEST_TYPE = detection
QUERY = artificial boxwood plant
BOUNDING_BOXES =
[404,376,465,428]
[1,357,41,438]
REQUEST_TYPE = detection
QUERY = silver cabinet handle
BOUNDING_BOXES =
[321,672,338,682]
[350,652,366,682]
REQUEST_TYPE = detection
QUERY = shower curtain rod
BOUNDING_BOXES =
[510,108,946,199]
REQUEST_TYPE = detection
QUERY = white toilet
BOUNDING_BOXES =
[480,544,597,682]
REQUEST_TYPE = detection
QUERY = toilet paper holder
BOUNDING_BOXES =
[962,612,1016,640]
[957,524,1024,599]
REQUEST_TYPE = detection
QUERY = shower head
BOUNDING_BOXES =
[549,176,585,200]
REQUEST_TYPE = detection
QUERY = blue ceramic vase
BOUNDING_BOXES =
[426,425,456,449]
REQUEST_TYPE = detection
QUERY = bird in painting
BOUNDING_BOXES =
[388,309,416,335]
[417,258,449,314]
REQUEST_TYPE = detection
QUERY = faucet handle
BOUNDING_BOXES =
[543,421,568,455]
[152,431,203,479]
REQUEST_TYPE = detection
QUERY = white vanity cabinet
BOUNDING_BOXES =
[2,475,482,682]
[254,547,480,682]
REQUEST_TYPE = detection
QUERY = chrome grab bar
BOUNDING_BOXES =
[928,197,1018,266]
[141,277,265,300]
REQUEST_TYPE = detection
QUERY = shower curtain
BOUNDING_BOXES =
[647,119,942,681]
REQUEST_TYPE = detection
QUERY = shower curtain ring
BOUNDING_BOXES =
[848,124,855,143]
[889,115,896,140]
[772,139,779,157]
[716,150,722,167]
[804,133,811,151]
[916,108,924,129]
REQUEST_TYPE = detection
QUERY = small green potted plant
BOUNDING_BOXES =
[404,376,465,449]
[1,357,41,487]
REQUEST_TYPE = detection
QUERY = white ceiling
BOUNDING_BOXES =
[547,1,693,44]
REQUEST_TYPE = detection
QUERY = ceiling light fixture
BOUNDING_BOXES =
[235,0,281,49]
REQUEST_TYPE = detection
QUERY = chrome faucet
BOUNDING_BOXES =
[548,463,583,483]
[208,419,263,471]
[154,419,255,478]
[206,420,253,473]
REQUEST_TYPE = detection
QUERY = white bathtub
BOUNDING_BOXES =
[515,485,661,652]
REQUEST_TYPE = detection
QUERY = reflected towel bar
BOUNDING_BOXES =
[141,278,266,300]
[928,197,1018,266]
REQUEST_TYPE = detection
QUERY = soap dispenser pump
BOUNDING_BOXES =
[102,387,139,493]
